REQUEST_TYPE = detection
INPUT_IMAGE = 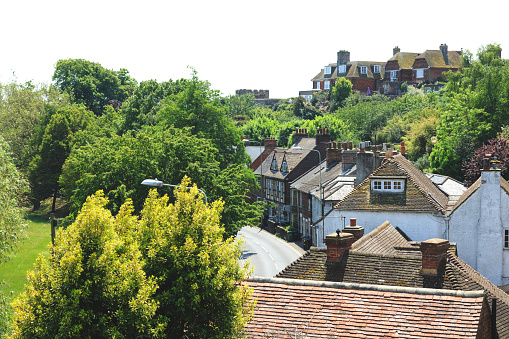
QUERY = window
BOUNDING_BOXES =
[324,81,330,90]
[360,66,368,74]
[316,82,321,90]
[390,70,397,81]
[505,229,509,249]
[371,179,405,193]
[416,69,424,78]
[373,65,381,73]
[270,156,278,171]
[338,65,346,73]
[324,66,331,75]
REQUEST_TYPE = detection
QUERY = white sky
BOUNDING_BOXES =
[1,0,507,99]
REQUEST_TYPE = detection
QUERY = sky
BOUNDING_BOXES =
[1,0,508,99]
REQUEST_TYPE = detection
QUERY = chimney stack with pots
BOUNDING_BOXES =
[325,231,355,262]
[342,218,364,242]
[326,141,342,168]
[393,46,401,55]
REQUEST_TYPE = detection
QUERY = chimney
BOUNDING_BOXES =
[326,142,342,167]
[325,231,355,262]
[356,149,375,185]
[316,128,331,158]
[440,44,449,65]
[264,137,277,151]
[294,128,308,138]
[337,50,350,66]
[342,218,364,242]
[393,46,401,55]
[420,238,449,275]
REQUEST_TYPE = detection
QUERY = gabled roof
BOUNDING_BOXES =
[244,277,486,338]
[351,220,415,256]
[387,52,420,69]
[415,49,462,68]
[312,61,386,81]
[334,154,449,213]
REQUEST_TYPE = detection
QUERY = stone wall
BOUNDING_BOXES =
[236,89,269,99]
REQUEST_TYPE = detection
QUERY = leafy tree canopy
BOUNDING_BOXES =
[330,77,353,111]
[463,138,509,186]
[52,59,137,115]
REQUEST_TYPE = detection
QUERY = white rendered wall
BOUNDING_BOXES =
[318,209,445,248]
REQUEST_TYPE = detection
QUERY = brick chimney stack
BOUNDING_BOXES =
[342,218,364,242]
[294,128,308,138]
[326,141,342,168]
[420,238,449,276]
[337,50,350,66]
[316,128,331,159]
[393,46,401,55]
[325,231,355,262]
[264,137,277,151]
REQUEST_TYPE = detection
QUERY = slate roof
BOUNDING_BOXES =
[244,277,486,338]
[334,154,449,213]
[388,52,420,69]
[416,49,462,68]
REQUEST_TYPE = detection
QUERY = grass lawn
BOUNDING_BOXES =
[0,214,52,298]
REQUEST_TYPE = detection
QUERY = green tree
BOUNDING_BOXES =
[0,82,71,172]
[0,136,28,264]
[10,192,161,338]
[29,105,96,211]
[137,177,255,338]
[330,78,353,111]
[157,69,250,168]
[60,126,219,218]
[52,59,136,115]
[402,109,440,161]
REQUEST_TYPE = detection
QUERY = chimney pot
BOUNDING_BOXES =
[350,218,356,226]
[343,219,364,242]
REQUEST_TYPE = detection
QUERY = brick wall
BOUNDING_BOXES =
[351,78,377,93]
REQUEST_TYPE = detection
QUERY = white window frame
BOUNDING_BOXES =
[373,65,381,73]
[416,69,424,78]
[390,70,397,82]
[316,82,320,90]
[281,160,288,173]
[360,66,368,74]
[324,81,330,90]
[324,66,331,75]
[338,65,346,73]
[505,229,509,249]
[371,179,405,193]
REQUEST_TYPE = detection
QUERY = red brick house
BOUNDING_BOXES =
[411,43,462,82]
[382,46,419,95]
[302,50,386,98]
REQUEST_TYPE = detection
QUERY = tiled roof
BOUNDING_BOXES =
[388,52,420,69]
[312,61,386,81]
[335,155,449,213]
[351,220,415,256]
[445,177,481,216]
[416,49,462,68]
[244,277,485,338]
[446,252,509,337]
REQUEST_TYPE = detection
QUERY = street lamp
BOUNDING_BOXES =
[293,146,324,245]
[141,178,207,204]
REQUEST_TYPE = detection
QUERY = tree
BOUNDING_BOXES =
[330,78,353,111]
[137,177,255,338]
[29,105,96,211]
[0,136,28,264]
[157,69,250,168]
[0,82,71,172]
[10,192,161,338]
[60,126,219,217]
[52,59,136,115]
[462,138,509,186]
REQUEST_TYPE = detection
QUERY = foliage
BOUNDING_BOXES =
[224,93,256,125]
[210,164,264,237]
[120,79,188,133]
[330,78,353,111]
[462,138,509,186]
[0,135,29,264]
[10,192,161,338]
[241,116,284,143]
[157,69,249,168]
[292,96,321,120]
[60,126,219,217]
[137,177,255,338]
[52,59,137,115]
[0,82,71,172]
[402,110,440,160]
[400,82,408,93]
[28,105,96,211]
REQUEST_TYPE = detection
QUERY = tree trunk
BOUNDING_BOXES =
[51,190,57,214]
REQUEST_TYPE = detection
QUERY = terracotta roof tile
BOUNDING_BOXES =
[244,278,485,338]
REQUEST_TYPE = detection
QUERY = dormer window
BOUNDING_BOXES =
[360,66,368,74]
[270,155,278,171]
[324,66,331,75]
[373,65,381,73]
[338,65,346,74]
[280,155,288,173]
[371,178,405,193]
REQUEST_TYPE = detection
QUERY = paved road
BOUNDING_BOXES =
[237,226,304,277]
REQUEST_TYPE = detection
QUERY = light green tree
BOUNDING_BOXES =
[330,77,353,111]
[9,192,161,338]
[137,177,255,338]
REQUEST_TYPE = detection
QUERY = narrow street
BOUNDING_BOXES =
[237,226,305,277]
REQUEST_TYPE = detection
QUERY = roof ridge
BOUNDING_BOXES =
[248,276,484,298]
[351,220,392,249]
